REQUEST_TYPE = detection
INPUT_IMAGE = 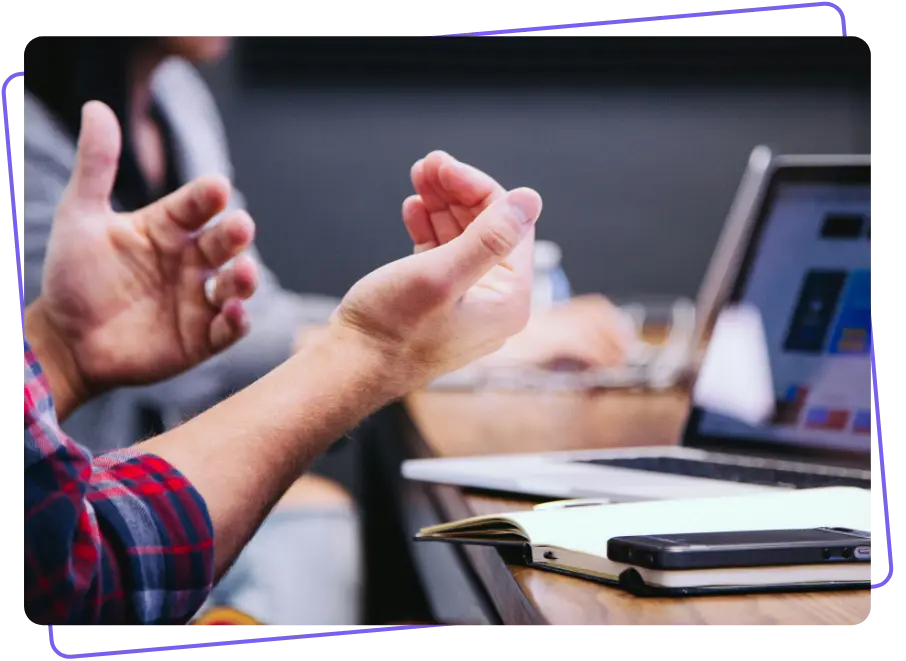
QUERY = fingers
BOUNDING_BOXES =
[434,187,543,298]
[204,254,258,355]
[415,150,502,211]
[196,210,256,267]
[401,195,438,253]
[422,151,452,212]
[209,298,251,354]
[436,156,505,210]
[410,155,446,212]
[65,101,121,210]
[407,151,508,252]
[413,154,462,244]
[206,254,259,308]
[140,175,232,250]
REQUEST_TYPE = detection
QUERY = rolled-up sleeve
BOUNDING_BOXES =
[24,342,214,625]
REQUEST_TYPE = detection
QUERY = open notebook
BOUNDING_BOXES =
[416,488,871,596]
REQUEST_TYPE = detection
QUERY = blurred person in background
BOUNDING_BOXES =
[23,36,633,624]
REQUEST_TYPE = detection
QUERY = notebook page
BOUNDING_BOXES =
[502,487,870,558]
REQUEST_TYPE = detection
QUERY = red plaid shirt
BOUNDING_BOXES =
[24,341,215,624]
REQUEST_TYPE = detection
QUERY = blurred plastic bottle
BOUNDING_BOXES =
[532,240,572,312]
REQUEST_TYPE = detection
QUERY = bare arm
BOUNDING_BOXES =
[140,326,385,579]
[25,295,386,584]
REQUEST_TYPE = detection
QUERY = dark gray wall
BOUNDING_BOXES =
[202,47,869,301]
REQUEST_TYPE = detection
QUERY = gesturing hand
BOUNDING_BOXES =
[333,169,542,396]
[401,153,637,373]
[28,102,260,417]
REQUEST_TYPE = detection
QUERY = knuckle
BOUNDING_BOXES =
[189,185,210,216]
[172,184,211,226]
[478,222,517,258]
[200,224,230,261]
[215,223,233,252]
[218,273,236,298]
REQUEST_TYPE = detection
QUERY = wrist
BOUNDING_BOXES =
[304,322,406,406]
[24,299,91,420]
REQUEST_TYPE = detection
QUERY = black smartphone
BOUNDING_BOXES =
[607,527,871,570]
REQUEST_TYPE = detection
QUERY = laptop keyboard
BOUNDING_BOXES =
[579,456,870,489]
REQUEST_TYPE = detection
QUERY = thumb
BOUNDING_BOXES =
[64,101,121,210]
[435,187,542,297]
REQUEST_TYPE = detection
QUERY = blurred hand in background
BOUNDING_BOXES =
[486,294,637,371]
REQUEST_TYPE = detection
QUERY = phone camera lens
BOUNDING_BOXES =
[842,548,852,559]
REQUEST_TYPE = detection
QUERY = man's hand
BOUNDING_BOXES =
[288,151,509,360]
[332,181,543,396]
[26,102,260,419]
[401,153,637,373]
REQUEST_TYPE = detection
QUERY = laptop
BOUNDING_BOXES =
[402,151,871,502]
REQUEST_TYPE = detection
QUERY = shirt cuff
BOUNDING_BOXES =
[89,449,215,624]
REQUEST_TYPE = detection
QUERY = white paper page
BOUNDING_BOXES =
[504,487,870,558]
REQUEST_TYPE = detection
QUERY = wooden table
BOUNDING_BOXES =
[398,388,870,625]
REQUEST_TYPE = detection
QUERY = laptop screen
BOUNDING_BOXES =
[695,164,870,457]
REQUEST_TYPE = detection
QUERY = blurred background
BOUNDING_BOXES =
[200,37,869,300]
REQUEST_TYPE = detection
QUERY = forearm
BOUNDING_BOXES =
[139,326,395,580]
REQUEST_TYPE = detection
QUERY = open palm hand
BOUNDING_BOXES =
[35,102,260,396]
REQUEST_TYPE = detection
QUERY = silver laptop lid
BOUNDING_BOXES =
[684,153,871,470]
